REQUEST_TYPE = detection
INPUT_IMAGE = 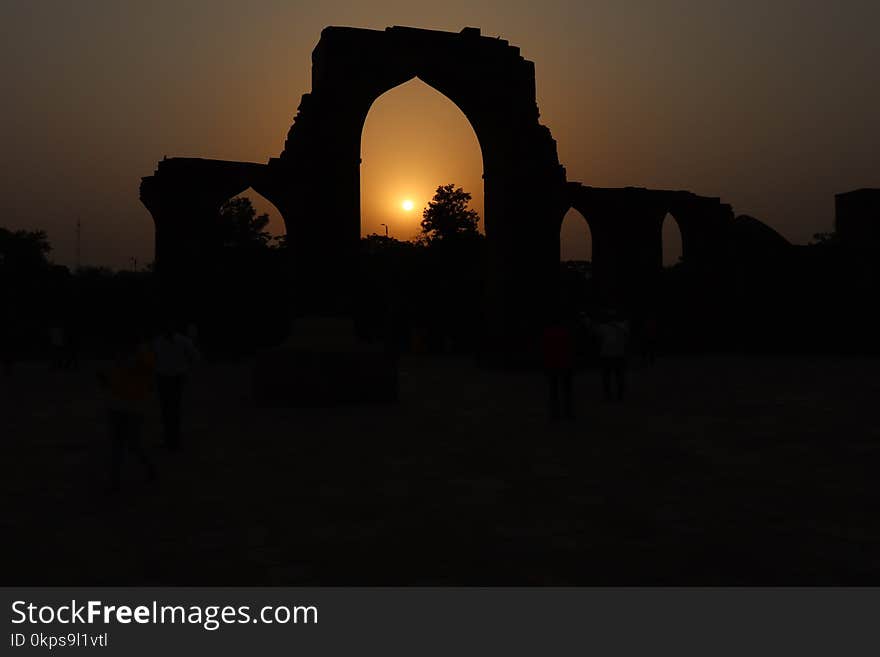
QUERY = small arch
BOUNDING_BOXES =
[226,187,286,245]
[662,213,683,268]
[201,187,290,353]
[560,207,593,263]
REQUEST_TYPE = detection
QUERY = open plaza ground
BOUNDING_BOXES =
[3,352,878,585]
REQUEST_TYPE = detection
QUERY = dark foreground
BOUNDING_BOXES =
[2,353,878,585]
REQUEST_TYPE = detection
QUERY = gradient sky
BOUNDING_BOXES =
[2,0,878,268]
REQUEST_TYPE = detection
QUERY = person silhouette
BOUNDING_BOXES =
[153,320,199,450]
[542,312,575,422]
[99,339,157,492]
[582,309,630,402]
[186,321,199,347]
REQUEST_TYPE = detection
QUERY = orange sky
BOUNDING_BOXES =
[2,1,878,269]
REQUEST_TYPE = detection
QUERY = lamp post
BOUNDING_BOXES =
[379,223,389,238]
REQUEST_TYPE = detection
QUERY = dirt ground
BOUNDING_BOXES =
[2,352,878,585]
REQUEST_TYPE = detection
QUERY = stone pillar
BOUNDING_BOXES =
[139,158,266,319]
[140,183,220,317]
[571,187,667,311]
[670,197,735,276]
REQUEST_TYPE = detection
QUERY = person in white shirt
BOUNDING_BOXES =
[153,323,199,450]
[581,309,630,401]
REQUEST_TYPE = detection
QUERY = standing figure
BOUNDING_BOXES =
[153,322,199,450]
[542,314,575,422]
[99,341,157,492]
[583,310,630,402]
[186,321,199,348]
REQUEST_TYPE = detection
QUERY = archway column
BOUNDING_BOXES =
[278,95,375,315]
[668,198,735,275]
[277,28,570,357]
[569,187,668,309]
[140,158,271,316]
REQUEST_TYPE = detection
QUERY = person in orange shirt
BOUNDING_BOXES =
[99,339,157,492]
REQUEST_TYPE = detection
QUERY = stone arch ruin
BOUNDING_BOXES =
[565,184,737,305]
[141,26,568,345]
[141,25,786,347]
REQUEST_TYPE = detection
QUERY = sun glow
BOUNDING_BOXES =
[401,199,415,212]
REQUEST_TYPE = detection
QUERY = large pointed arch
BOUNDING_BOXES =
[359,77,484,241]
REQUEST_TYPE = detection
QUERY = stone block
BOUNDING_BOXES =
[253,317,398,406]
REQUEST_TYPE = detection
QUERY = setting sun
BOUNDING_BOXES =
[401,199,415,212]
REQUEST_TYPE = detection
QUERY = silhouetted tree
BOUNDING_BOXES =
[419,184,481,245]
[195,196,290,355]
[810,231,839,246]
[214,196,273,250]
[1,228,56,360]
[0,228,52,271]
[405,185,486,352]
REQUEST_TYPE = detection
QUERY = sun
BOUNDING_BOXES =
[401,199,415,212]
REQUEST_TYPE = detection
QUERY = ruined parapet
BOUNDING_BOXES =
[565,183,739,307]
[139,157,272,277]
[835,188,880,248]
[730,215,790,256]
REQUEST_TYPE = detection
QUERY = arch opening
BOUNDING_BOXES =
[560,207,593,264]
[662,213,683,268]
[559,206,594,313]
[194,187,290,354]
[225,186,286,246]
[356,77,486,353]
[360,77,484,242]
